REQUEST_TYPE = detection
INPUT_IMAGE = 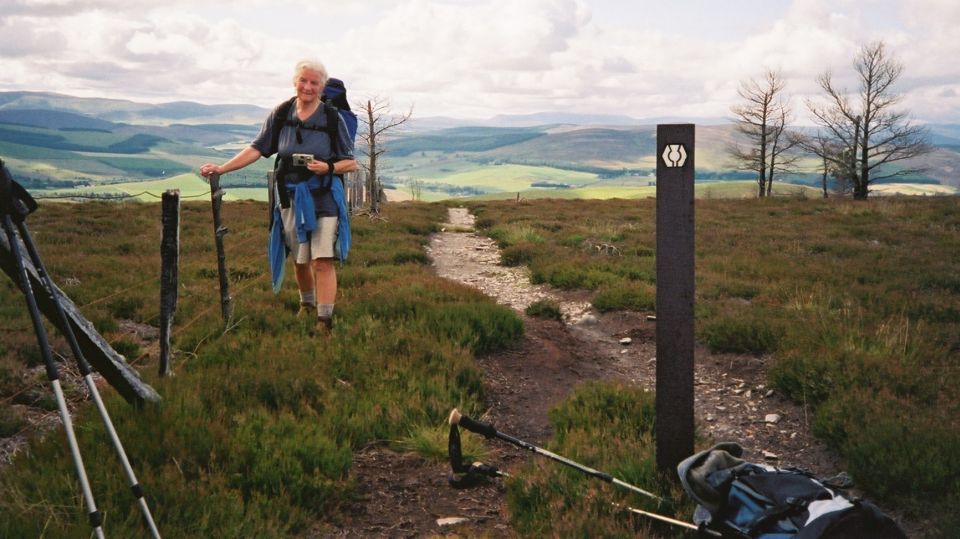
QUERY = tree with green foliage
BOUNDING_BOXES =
[729,69,800,198]
[806,41,931,199]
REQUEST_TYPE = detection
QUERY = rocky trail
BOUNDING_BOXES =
[327,207,871,538]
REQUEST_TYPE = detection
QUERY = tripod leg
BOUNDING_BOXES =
[14,219,162,538]
[2,214,105,539]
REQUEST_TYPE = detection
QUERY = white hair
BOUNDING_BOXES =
[292,59,328,85]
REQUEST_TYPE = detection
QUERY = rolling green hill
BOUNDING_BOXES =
[1,91,957,201]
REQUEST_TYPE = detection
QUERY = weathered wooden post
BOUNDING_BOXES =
[207,173,232,323]
[159,189,179,377]
[655,124,695,476]
[349,170,365,211]
[0,214,160,405]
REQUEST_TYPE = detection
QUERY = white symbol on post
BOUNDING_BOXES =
[662,144,687,168]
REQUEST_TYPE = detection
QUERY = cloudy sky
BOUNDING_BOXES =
[1,0,958,123]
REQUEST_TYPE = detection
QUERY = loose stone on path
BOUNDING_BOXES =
[427,207,592,323]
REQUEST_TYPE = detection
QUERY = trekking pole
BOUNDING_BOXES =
[448,409,662,503]
[447,410,705,535]
[0,209,105,537]
[13,215,161,538]
[447,419,509,487]
[614,503,722,537]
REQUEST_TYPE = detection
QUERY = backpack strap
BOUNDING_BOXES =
[270,97,297,154]
[325,102,342,159]
[744,496,808,534]
[270,97,297,209]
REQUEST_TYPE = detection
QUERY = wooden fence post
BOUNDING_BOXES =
[0,228,161,404]
[159,189,179,377]
[341,170,361,212]
[208,173,232,323]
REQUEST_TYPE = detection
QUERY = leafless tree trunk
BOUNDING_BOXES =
[355,97,412,215]
[806,41,931,200]
[794,130,845,198]
[408,179,424,201]
[729,70,800,198]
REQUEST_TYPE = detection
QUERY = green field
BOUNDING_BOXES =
[3,112,958,203]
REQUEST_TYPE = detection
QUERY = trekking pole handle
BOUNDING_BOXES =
[448,409,497,438]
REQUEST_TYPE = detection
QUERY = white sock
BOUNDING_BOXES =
[317,304,334,318]
[300,290,316,306]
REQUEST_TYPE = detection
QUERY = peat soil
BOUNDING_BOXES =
[325,207,925,538]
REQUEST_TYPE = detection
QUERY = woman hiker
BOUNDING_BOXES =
[200,58,357,329]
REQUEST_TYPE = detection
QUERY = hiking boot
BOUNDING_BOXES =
[317,316,333,330]
[297,302,316,318]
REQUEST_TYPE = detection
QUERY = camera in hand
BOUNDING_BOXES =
[292,153,314,167]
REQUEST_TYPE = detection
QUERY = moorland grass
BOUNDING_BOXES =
[505,382,688,537]
[0,200,521,537]
[2,195,958,536]
[471,195,960,535]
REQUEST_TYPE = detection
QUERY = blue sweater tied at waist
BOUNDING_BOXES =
[268,174,351,294]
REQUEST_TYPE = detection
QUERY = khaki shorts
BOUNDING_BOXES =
[281,209,338,263]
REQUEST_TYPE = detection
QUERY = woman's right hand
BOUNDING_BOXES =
[199,163,221,178]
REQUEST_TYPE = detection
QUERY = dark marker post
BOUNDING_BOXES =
[655,124,695,476]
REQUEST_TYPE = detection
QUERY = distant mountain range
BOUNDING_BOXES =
[0,91,957,193]
[0,91,726,130]
[0,91,267,126]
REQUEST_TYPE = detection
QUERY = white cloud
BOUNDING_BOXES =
[0,0,956,122]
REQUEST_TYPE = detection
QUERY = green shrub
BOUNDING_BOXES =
[532,263,617,290]
[501,242,537,267]
[712,280,761,300]
[592,282,655,312]
[525,299,563,321]
[700,314,782,355]
[813,391,960,501]
[401,422,490,464]
[0,407,26,438]
[507,382,685,537]
[425,302,523,355]
[548,382,656,441]
[392,249,431,265]
[226,408,352,503]
[110,337,141,360]
[107,296,143,320]
[769,351,835,406]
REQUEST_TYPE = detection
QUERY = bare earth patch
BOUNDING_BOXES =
[329,207,928,538]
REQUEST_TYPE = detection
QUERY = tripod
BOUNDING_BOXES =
[1,161,160,538]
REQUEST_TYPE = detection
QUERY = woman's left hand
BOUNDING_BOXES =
[306,159,331,174]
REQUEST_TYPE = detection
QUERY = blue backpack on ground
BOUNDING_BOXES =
[678,443,907,538]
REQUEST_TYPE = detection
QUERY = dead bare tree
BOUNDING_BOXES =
[794,130,847,198]
[729,69,801,198]
[806,41,931,199]
[355,97,412,215]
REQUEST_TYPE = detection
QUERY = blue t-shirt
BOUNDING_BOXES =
[252,98,354,216]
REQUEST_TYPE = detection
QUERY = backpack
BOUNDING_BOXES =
[677,443,907,539]
[266,78,357,284]
[269,77,358,164]
[268,77,358,210]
